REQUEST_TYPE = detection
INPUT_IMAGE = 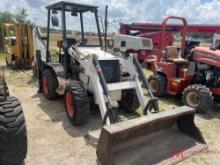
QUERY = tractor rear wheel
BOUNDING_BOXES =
[118,89,140,112]
[64,81,90,126]
[0,97,27,165]
[149,74,167,97]
[182,84,213,113]
[42,70,59,100]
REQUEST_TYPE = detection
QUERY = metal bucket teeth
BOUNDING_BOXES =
[97,106,207,165]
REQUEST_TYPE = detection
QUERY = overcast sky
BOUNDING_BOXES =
[0,0,219,32]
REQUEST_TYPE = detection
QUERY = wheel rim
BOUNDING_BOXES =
[65,92,75,117]
[186,91,200,108]
[43,76,49,94]
[150,80,159,92]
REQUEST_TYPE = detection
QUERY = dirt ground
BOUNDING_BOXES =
[2,62,220,165]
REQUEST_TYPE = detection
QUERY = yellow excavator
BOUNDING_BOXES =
[2,23,33,69]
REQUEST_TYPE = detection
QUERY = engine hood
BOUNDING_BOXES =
[193,46,220,68]
[78,47,118,60]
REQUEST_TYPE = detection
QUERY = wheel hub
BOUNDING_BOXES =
[65,92,75,117]
[186,91,200,108]
[43,76,49,94]
[150,80,159,92]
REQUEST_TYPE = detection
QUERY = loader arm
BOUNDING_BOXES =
[68,46,156,124]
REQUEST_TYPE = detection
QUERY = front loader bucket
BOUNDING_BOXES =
[97,106,207,165]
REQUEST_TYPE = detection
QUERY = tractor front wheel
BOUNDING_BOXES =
[42,70,59,100]
[118,89,140,112]
[149,74,167,97]
[182,84,213,113]
[64,81,90,126]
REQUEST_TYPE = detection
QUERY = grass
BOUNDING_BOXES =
[50,48,59,60]
[0,51,5,61]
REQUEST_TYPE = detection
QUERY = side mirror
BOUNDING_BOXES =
[51,10,59,27]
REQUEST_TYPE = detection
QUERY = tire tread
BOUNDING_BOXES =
[0,96,27,165]
[65,81,90,126]
[182,84,213,113]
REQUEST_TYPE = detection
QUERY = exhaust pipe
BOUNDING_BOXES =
[97,106,207,165]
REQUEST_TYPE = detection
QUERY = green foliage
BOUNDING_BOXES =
[0,8,31,25]
[0,12,14,24]
[0,11,13,51]
[0,26,3,51]
[0,52,5,61]
[50,48,59,60]
[15,8,30,24]
[0,8,31,51]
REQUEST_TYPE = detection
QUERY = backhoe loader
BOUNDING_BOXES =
[34,1,207,164]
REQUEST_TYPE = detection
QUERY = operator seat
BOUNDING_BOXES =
[166,46,188,64]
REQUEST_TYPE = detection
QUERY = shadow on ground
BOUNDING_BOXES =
[196,103,220,120]
[31,92,102,148]
[31,91,142,149]
[31,86,220,143]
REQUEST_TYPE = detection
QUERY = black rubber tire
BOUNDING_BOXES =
[0,97,27,165]
[64,81,90,126]
[148,74,167,97]
[118,89,140,112]
[42,70,59,100]
[182,84,213,113]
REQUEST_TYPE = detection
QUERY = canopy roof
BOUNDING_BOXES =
[46,1,98,12]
